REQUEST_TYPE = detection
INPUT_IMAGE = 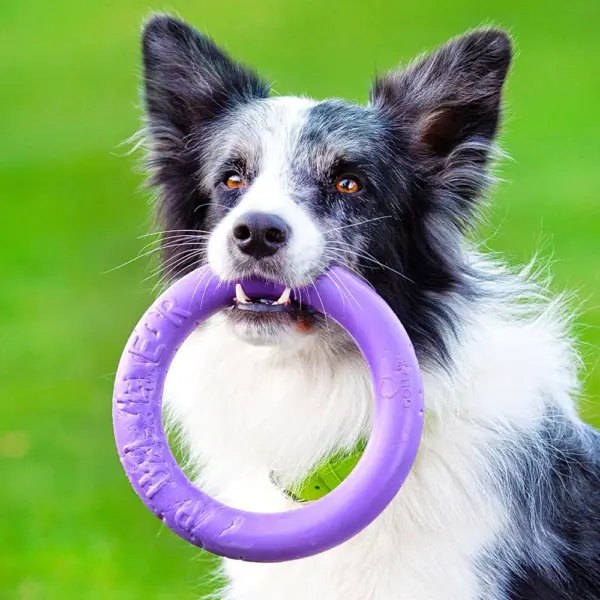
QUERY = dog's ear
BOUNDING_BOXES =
[142,15,268,136]
[140,15,269,277]
[371,29,511,221]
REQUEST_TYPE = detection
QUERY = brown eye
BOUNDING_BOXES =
[335,177,360,194]
[225,174,246,189]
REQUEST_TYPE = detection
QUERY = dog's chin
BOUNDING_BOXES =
[226,310,316,348]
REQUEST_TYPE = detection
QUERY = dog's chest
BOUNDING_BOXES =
[222,524,485,600]
[165,323,374,484]
[165,323,505,600]
[217,474,500,600]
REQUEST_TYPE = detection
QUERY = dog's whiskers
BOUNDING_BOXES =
[138,229,212,239]
[328,242,415,285]
[321,250,375,290]
[146,250,202,289]
[105,233,209,275]
[321,216,392,235]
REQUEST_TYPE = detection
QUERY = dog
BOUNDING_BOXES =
[137,15,600,600]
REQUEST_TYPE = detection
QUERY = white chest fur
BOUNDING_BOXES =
[164,303,577,600]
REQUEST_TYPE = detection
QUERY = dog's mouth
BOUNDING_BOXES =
[233,283,294,313]
[229,283,317,333]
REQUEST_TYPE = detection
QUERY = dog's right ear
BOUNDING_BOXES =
[140,16,269,278]
[142,14,268,140]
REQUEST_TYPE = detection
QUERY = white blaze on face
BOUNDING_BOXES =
[207,97,324,285]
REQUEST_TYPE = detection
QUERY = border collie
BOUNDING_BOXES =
[137,15,600,600]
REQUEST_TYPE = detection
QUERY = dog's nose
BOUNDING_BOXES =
[232,212,290,259]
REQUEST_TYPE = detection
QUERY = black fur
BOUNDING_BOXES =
[501,416,600,599]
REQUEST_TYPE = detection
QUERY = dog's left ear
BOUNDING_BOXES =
[371,29,512,217]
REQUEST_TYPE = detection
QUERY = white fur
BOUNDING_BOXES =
[164,253,580,600]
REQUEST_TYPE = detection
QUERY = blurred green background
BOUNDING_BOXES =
[1,0,599,598]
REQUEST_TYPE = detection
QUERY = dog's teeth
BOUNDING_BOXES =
[235,283,251,304]
[273,287,291,305]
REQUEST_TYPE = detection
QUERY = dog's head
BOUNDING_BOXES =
[141,15,511,360]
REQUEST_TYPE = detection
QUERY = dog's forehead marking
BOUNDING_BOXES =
[246,98,385,178]
[252,96,317,174]
[204,96,316,179]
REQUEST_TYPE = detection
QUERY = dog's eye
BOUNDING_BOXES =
[335,177,360,194]
[225,174,246,189]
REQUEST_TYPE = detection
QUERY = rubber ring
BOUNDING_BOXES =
[113,265,424,562]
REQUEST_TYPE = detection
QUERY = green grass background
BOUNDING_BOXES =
[1,1,599,598]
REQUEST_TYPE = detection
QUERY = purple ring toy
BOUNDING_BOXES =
[113,265,424,562]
